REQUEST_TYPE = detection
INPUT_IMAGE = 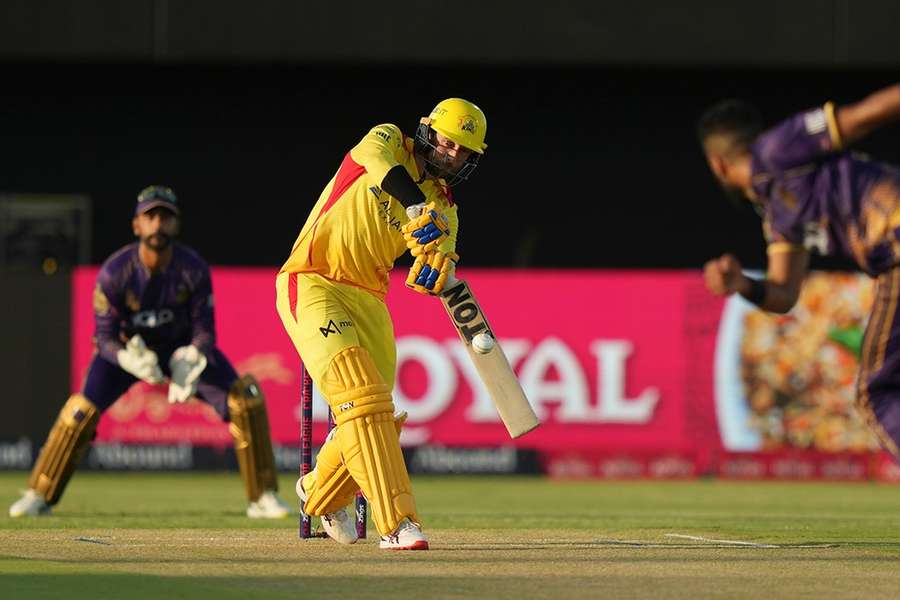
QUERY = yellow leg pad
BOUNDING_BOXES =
[228,374,278,502]
[337,412,418,535]
[303,412,407,516]
[316,347,417,535]
[28,394,99,505]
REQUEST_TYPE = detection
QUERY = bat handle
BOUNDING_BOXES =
[406,203,426,220]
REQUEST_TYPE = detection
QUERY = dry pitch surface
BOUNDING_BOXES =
[2,473,900,599]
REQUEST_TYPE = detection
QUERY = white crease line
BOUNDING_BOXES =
[666,534,780,548]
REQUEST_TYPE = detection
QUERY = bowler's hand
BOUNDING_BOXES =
[703,254,749,296]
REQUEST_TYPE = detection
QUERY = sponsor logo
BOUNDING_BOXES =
[409,446,518,474]
[87,443,193,470]
[648,456,695,478]
[132,308,175,328]
[720,457,766,479]
[374,129,392,143]
[319,319,352,338]
[0,437,32,469]
[771,457,816,479]
[802,221,829,254]
[599,457,644,478]
[369,185,382,198]
[378,199,403,232]
[440,282,488,342]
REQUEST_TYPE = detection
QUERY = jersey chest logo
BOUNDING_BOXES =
[803,221,829,254]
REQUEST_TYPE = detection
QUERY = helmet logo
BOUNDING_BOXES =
[459,115,477,134]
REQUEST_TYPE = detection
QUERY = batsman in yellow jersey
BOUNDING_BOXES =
[275,98,488,550]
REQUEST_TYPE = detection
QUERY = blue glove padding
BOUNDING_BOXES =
[402,202,451,257]
[406,250,459,295]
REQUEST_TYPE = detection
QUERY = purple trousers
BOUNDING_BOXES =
[858,268,900,458]
[82,347,239,420]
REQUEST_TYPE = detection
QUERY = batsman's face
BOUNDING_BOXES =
[432,132,472,172]
[133,207,178,251]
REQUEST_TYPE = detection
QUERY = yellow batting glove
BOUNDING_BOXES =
[402,202,451,257]
[406,250,459,295]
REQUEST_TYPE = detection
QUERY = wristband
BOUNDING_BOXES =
[739,278,767,306]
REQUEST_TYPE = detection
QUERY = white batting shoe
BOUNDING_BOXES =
[9,489,51,518]
[246,490,291,519]
[379,518,429,551]
[296,474,359,545]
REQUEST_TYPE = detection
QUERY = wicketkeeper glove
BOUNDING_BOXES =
[406,250,459,295]
[116,334,165,384]
[402,202,451,257]
[168,344,208,403]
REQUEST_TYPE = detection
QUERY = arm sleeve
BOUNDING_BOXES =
[93,271,126,364]
[762,214,804,254]
[188,265,216,354]
[753,103,843,173]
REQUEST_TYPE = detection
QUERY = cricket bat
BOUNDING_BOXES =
[439,279,540,438]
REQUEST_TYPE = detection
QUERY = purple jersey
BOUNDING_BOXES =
[751,103,900,276]
[92,242,216,364]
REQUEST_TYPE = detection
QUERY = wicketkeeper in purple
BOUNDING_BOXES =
[10,186,290,518]
[698,82,900,460]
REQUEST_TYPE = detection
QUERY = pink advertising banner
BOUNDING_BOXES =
[71,267,896,479]
[70,267,724,459]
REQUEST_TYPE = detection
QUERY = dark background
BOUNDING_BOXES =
[2,0,899,444]
[2,0,900,271]
[2,64,898,270]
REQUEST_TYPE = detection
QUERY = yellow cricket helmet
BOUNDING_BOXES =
[423,98,488,154]
[414,98,487,187]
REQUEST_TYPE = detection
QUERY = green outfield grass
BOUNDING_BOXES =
[2,473,900,599]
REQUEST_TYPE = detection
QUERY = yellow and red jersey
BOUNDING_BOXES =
[280,124,458,299]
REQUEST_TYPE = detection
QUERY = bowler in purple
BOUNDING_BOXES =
[9,186,290,519]
[698,82,900,462]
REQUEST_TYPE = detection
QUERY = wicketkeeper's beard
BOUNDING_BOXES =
[142,232,173,251]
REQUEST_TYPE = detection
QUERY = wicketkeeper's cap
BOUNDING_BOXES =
[135,185,180,217]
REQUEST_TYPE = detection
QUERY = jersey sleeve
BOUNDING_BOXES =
[348,123,406,185]
[762,213,805,256]
[93,268,126,364]
[753,102,843,173]
[188,264,216,354]
[437,203,459,256]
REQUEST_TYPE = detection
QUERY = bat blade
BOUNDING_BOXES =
[439,280,539,438]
